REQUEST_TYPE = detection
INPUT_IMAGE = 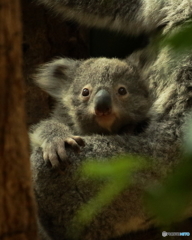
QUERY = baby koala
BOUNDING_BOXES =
[31,57,150,167]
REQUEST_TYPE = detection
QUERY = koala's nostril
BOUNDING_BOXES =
[95,107,112,116]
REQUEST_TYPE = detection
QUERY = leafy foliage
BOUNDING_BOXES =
[70,155,148,237]
[145,157,192,225]
[145,120,192,225]
[161,21,192,53]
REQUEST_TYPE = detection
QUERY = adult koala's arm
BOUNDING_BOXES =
[36,0,167,35]
[36,0,192,37]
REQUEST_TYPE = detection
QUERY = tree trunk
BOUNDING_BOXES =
[0,1,38,239]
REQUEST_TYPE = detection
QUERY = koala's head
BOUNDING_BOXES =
[35,57,150,134]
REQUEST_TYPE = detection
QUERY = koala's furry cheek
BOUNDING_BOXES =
[112,105,122,118]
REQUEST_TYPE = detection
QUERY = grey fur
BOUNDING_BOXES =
[31,0,192,240]
[31,57,150,167]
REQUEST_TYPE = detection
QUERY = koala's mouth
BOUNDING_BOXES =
[95,113,117,131]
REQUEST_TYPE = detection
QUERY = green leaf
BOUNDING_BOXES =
[145,157,192,225]
[79,155,148,179]
[162,22,192,52]
[68,155,149,239]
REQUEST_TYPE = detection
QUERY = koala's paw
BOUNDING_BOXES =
[41,136,85,168]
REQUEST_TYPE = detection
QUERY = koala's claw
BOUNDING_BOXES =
[42,136,85,167]
[65,136,85,152]
[43,151,61,168]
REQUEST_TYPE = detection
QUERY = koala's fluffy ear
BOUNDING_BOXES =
[34,58,81,99]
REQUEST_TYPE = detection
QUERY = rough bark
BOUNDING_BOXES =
[0,0,38,239]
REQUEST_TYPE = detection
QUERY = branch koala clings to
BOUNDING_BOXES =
[31,0,192,240]
[31,58,150,167]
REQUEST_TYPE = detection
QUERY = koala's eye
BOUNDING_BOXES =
[118,87,127,95]
[82,88,90,96]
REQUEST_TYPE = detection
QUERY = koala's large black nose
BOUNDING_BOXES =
[94,89,112,115]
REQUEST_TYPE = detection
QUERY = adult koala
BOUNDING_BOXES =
[31,1,192,240]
